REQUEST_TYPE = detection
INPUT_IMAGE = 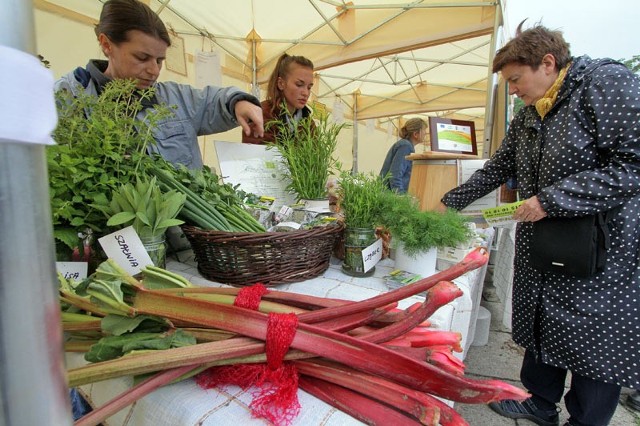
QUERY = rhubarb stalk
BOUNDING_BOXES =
[132,286,528,403]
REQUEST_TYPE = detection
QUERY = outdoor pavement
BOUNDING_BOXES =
[455,265,640,426]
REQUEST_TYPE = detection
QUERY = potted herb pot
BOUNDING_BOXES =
[378,191,473,277]
[337,171,389,276]
[269,109,347,206]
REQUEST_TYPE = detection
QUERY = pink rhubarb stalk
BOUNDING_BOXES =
[299,376,423,426]
[296,360,450,425]
[132,285,528,403]
[74,365,199,426]
[297,247,488,323]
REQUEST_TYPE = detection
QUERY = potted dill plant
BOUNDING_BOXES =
[268,109,346,210]
[336,171,389,277]
[378,191,473,277]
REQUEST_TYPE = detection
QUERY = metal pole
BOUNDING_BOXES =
[0,0,73,424]
[482,1,503,159]
[351,93,358,173]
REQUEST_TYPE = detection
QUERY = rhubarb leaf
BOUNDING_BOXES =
[95,259,132,283]
[122,329,195,353]
[101,314,169,336]
[85,330,197,363]
[86,279,135,315]
[85,332,165,362]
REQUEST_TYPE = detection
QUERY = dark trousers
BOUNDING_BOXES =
[520,349,621,426]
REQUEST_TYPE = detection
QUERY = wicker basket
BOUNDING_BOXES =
[181,223,344,286]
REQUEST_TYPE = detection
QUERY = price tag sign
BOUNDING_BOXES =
[361,238,383,273]
[275,205,293,222]
[98,226,152,275]
[482,201,524,227]
[56,262,88,281]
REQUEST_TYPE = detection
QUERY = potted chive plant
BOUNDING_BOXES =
[268,109,347,210]
[336,171,390,277]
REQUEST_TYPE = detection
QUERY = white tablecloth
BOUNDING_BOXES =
[68,250,489,426]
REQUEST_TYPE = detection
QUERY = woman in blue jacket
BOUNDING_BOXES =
[55,0,264,170]
[379,117,426,192]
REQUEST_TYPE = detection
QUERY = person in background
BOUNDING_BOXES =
[242,53,314,144]
[438,23,640,426]
[55,0,264,170]
[379,117,427,193]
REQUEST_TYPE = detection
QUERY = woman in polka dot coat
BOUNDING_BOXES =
[441,24,640,426]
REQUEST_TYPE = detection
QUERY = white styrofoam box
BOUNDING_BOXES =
[451,309,473,361]
[502,293,513,330]
[492,223,516,331]
[428,303,455,331]
[437,246,473,265]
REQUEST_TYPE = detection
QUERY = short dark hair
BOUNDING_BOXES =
[492,22,571,73]
[95,0,171,46]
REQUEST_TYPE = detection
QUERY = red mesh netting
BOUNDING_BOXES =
[233,282,268,310]
[196,284,301,426]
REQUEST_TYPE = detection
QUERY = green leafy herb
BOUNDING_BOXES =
[378,191,473,255]
[150,162,265,232]
[268,108,347,200]
[337,171,389,229]
[49,79,174,251]
[92,176,186,239]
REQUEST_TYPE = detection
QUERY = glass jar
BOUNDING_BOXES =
[140,234,167,269]
[341,227,377,277]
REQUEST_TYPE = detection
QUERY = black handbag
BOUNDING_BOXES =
[530,212,613,278]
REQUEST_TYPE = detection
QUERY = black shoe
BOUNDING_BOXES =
[626,391,640,412]
[489,398,559,426]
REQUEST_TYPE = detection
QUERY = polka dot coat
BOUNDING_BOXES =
[442,56,640,388]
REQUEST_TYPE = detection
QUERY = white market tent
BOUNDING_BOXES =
[0,2,513,424]
[34,0,510,172]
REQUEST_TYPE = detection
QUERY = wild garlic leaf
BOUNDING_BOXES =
[107,211,136,227]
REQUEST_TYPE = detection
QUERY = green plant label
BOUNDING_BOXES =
[481,201,524,227]
[362,238,383,273]
[98,226,153,275]
[55,262,88,281]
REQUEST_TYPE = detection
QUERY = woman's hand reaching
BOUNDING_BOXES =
[235,100,264,139]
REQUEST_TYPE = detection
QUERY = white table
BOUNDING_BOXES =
[68,248,490,426]
[491,223,516,330]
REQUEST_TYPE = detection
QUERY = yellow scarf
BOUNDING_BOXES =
[534,62,572,119]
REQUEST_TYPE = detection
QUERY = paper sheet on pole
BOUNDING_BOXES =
[214,141,296,210]
[195,51,222,88]
[0,46,56,145]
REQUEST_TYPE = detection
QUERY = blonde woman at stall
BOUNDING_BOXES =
[242,53,315,144]
[379,117,427,193]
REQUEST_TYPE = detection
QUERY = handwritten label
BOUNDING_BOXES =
[275,205,293,222]
[362,238,383,273]
[481,201,524,227]
[98,226,152,275]
[56,262,88,281]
